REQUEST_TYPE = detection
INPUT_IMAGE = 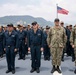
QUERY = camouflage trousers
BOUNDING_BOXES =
[51,47,63,66]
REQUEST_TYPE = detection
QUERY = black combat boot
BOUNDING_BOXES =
[23,57,26,60]
[61,57,64,62]
[72,58,75,62]
[30,68,36,73]
[36,68,40,73]
[12,70,15,74]
[56,66,62,73]
[74,69,76,74]
[51,65,56,73]
[18,58,22,60]
[61,56,64,62]
[47,58,50,61]
[6,70,11,73]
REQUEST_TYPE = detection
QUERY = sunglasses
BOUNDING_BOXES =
[32,24,36,26]
[55,21,59,22]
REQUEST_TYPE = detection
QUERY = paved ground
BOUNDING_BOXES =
[0,54,76,75]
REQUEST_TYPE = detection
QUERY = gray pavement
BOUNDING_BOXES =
[0,55,76,75]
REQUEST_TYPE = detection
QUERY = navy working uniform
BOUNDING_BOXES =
[0,30,4,57]
[17,30,27,60]
[61,27,68,61]
[26,27,32,55]
[28,22,44,73]
[66,28,75,61]
[4,25,18,73]
[43,30,50,60]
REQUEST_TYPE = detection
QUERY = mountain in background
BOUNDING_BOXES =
[0,15,54,27]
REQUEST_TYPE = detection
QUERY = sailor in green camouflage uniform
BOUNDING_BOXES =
[47,18,67,73]
[70,26,76,74]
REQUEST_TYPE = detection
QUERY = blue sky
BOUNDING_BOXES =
[0,0,76,25]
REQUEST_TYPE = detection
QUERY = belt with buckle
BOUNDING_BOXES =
[8,46,10,47]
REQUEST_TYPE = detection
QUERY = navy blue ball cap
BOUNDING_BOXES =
[54,18,60,22]
[7,24,13,27]
[31,21,37,25]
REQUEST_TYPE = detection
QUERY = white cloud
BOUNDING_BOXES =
[0,0,76,25]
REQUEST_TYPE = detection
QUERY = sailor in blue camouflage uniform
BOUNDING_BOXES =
[43,26,50,61]
[17,25,27,60]
[0,26,4,58]
[28,21,44,73]
[4,24,18,74]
